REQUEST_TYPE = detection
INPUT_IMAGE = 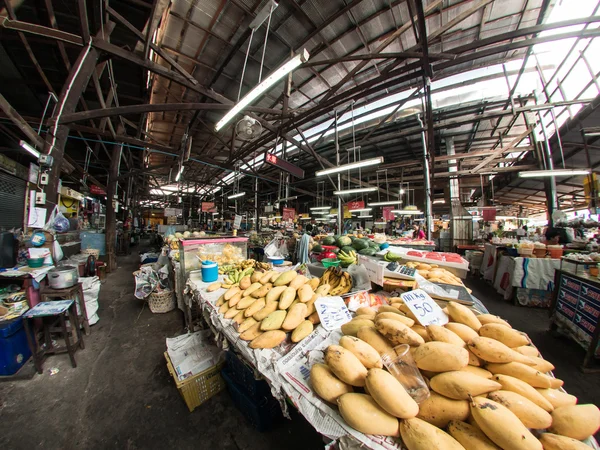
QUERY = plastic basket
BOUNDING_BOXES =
[533,248,547,258]
[165,352,225,412]
[225,351,272,403]
[148,289,176,313]
[221,369,283,431]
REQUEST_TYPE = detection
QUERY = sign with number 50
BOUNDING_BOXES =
[400,289,449,326]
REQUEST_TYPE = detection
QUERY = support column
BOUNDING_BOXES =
[335,111,343,234]
[106,125,124,272]
[417,115,433,240]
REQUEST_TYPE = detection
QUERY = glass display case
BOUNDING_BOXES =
[180,237,248,276]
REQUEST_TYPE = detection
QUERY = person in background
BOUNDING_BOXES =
[415,225,426,240]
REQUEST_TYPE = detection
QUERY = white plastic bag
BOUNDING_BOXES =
[53,240,64,261]
[43,205,59,231]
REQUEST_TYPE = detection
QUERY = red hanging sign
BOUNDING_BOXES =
[347,200,365,211]
[89,185,106,195]
[201,202,216,212]
[482,207,496,221]
[282,207,296,221]
[382,206,394,221]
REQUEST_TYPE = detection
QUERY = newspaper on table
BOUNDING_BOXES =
[166,329,221,381]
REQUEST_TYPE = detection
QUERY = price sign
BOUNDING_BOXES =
[233,214,242,229]
[315,297,352,331]
[400,289,449,326]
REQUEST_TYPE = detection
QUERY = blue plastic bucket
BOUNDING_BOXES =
[201,261,218,283]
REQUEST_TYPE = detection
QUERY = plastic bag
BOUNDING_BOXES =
[53,240,64,261]
[53,211,70,233]
[43,205,59,231]
[347,264,371,291]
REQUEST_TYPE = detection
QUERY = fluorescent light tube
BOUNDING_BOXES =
[259,216,267,219]
[433,199,446,204]
[357,215,373,218]
[374,221,387,225]
[367,200,403,206]
[273,216,282,219]
[391,210,423,215]
[300,216,312,220]
[496,216,517,220]
[518,169,591,178]
[334,187,378,195]
[350,208,372,213]
[228,192,246,199]
[215,49,309,132]
[310,206,331,211]
[316,157,383,177]
[20,140,41,158]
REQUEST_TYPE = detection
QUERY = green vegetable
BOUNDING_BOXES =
[337,236,352,247]
[312,244,324,253]
[358,247,378,256]
[352,239,370,251]
[322,236,336,245]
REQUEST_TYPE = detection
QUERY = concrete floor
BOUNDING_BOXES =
[0,249,323,450]
[1,253,598,449]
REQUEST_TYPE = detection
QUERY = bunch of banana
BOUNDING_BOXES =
[222,267,254,287]
[320,267,352,296]
[383,251,403,262]
[219,264,238,275]
[255,261,271,271]
[338,249,358,266]
[240,259,256,270]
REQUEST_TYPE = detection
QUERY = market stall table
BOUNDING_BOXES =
[187,274,491,450]
[551,269,600,372]
[493,256,561,307]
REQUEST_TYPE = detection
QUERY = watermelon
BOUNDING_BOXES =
[312,244,324,253]
[341,246,355,254]
[337,236,352,247]
[352,239,370,251]
[322,236,336,245]
[358,247,378,256]
[331,248,340,255]
[368,241,380,250]
[348,235,356,242]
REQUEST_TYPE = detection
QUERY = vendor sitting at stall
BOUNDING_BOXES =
[545,227,570,245]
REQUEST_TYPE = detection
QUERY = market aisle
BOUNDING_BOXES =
[465,276,600,414]
[0,247,323,450]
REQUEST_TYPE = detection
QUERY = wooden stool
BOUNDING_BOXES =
[22,300,84,374]
[41,283,90,335]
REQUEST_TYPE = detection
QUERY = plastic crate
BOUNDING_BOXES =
[221,369,283,432]
[225,351,272,403]
[165,352,225,412]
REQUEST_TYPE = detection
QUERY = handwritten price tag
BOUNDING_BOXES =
[315,296,352,331]
[400,289,449,326]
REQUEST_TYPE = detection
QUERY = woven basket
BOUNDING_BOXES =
[148,289,176,313]
[82,248,100,258]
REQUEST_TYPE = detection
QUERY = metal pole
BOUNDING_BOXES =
[417,115,433,240]
[255,177,259,231]
[535,92,558,223]
[335,111,343,234]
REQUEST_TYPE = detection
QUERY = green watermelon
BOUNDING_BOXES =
[312,244,324,253]
[358,247,378,256]
[341,246,355,254]
[368,241,380,250]
[331,248,340,255]
[352,239,370,251]
[322,236,336,245]
[337,236,352,247]
[348,235,356,242]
